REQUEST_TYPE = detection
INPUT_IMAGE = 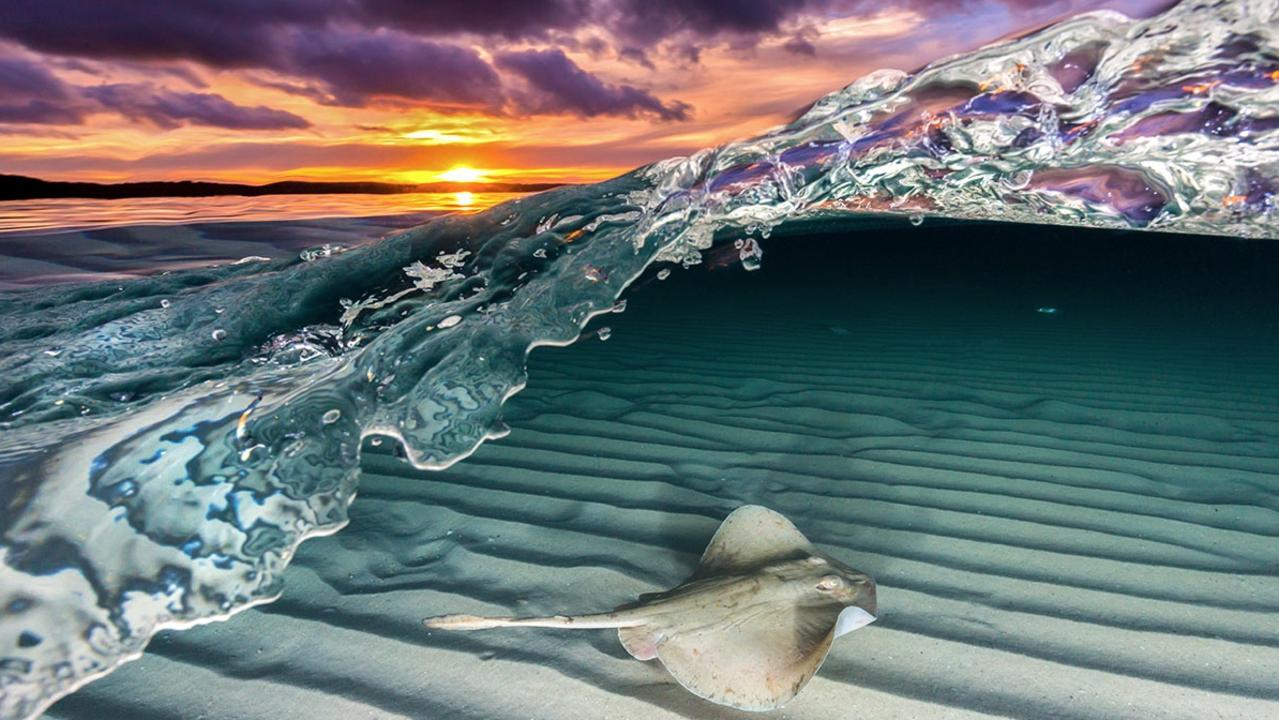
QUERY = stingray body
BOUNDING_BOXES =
[424,505,878,711]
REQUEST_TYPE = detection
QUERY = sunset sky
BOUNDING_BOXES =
[0,0,1171,185]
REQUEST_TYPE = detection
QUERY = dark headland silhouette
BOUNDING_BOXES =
[0,174,565,202]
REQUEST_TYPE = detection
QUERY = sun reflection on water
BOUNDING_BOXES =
[0,191,525,234]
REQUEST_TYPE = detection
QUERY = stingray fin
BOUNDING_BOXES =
[695,505,814,577]
[618,626,660,661]
[654,603,841,711]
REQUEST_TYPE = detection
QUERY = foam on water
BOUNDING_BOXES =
[1,1,1277,717]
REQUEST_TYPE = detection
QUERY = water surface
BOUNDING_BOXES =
[0,192,521,236]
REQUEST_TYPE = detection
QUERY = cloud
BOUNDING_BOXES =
[0,0,1176,69]
[0,49,309,129]
[0,0,822,61]
[82,84,310,130]
[352,0,590,40]
[0,54,87,123]
[275,28,502,108]
[0,0,1173,134]
[779,22,821,55]
[600,0,824,48]
[0,98,85,125]
[497,48,691,120]
[618,46,656,69]
[0,0,327,66]
[0,2,689,117]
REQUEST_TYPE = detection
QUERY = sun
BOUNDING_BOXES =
[438,166,486,183]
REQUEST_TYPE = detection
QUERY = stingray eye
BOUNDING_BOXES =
[816,575,843,592]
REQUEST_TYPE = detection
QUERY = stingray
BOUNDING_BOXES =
[423,505,878,711]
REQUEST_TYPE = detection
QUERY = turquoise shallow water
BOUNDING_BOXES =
[41,220,1279,720]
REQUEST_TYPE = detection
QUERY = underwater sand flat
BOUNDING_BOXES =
[46,229,1279,720]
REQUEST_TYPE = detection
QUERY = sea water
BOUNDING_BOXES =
[2,1,1278,718]
[44,222,1279,719]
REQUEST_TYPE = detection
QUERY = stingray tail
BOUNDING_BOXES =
[424,612,640,631]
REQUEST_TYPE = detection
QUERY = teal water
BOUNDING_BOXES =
[43,221,1279,719]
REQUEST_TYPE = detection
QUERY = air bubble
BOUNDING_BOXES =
[211,329,227,341]
[657,269,671,280]
[160,299,171,308]
[322,409,341,424]
[597,327,612,341]
[738,238,763,271]
[909,213,924,226]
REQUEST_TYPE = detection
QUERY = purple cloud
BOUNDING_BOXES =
[0,98,85,125]
[0,0,815,62]
[275,28,502,108]
[0,55,87,123]
[0,0,328,66]
[0,0,1177,67]
[783,36,817,55]
[82,84,310,130]
[353,0,590,40]
[497,48,691,120]
[0,1,688,117]
[0,50,309,130]
[0,51,309,130]
[0,55,73,96]
[601,0,823,47]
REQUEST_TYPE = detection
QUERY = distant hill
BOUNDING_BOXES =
[0,174,565,201]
